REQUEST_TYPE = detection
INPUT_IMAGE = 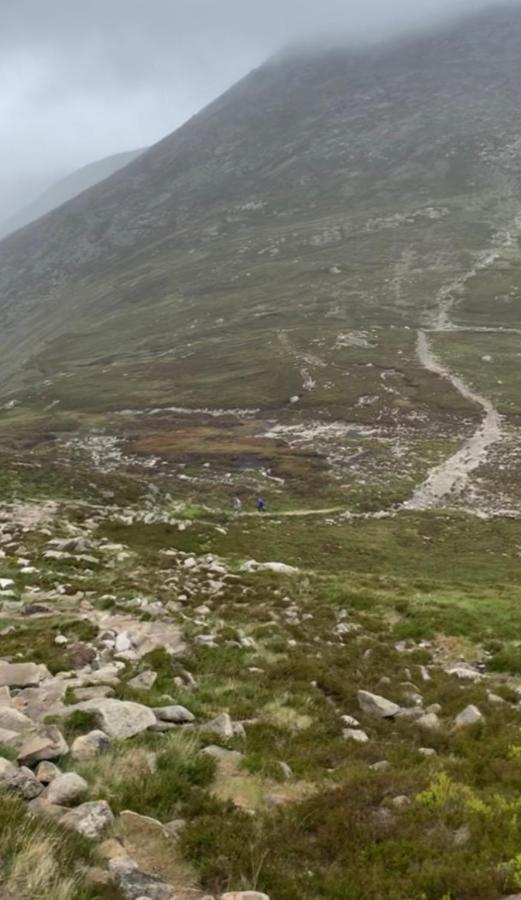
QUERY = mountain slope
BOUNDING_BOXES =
[1,7,521,512]
[0,148,144,240]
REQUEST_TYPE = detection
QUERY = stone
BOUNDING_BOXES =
[391,795,411,809]
[220,893,271,900]
[370,760,390,771]
[0,727,24,747]
[71,729,111,761]
[446,665,482,682]
[0,686,11,705]
[0,662,50,688]
[73,699,156,740]
[453,825,471,847]
[98,838,128,861]
[115,632,132,653]
[0,707,34,733]
[127,670,157,691]
[454,705,483,729]
[17,726,68,765]
[35,761,61,784]
[5,766,44,800]
[153,705,195,724]
[55,635,68,645]
[199,712,235,740]
[343,728,369,743]
[357,690,400,719]
[60,800,114,839]
[0,757,17,780]
[47,772,89,806]
[418,747,437,758]
[74,685,115,701]
[415,712,441,732]
[109,857,171,900]
[340,714,360,727]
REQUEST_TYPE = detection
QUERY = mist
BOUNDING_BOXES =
[1,0,517,221]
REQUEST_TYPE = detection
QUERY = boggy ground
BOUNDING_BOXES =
[1,470,521,899]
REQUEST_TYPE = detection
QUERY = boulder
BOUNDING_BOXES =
[153,705,195,724]
[0,727,24,747]
[35,761,61,784]
[109,857,171,900]
[74,686,115,701]
[5,766,44,800]
[343,728,369,743]
[199,713,234,740]
[17,726,68,765]
[71,729,111,761]
[60,800,114,839]
[220,893,271,900]
[357,690,400,719]
[416,713,441,732]
[127,670,157,691]
[0,662,50,688]
[47,772,89,806]
[0,707,34,733]
[73,699,156,740]
[454,705,483,729]
[0,757,17,780]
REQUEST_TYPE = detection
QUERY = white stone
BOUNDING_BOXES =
[357,690,400,719]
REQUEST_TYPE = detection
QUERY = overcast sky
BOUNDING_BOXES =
[0,0,515,219]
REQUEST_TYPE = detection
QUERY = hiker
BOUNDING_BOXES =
[256,496,266,512]
[233,496,242,514]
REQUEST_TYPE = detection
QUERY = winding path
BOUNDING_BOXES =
[403,330,502,510]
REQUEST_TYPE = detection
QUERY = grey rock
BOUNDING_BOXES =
[418,747,437,758]
[415,712,441,732]
[17,726,68,765]
[61,800,114,839]
[5,766,44,800]
[109,857,171,900]
[127,671,157,691]
[71,730,111,761]
[153,705,195,724]
[35,761,61,784]
[343,728,369,743]
[454,705,483,729]
[0,662,50,688]
[0,707,34,733]
[340,714,360,727]
[370,760,390,771]
[74,685,115,701]
[47,772,88,806]
[199,712,235,740]
[0,727,24,747]
[0,757,17,780]
[73,699,156,739]
[220,893,271,900]
[357,690,400,719]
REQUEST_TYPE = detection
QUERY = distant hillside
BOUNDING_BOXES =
[0,148,145,239]
[1,7,521,514]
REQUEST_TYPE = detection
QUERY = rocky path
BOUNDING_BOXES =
[403,330,502,510]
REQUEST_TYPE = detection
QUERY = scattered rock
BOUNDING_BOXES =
[454,705,483,729]
[35,761,61,784]
[357,690,400,719]
[415,713,441,732]
[71,729,111,761]
[61,800,114,839]
[47,772,89,806]
[17,726,68,765]
[343,728,369,743]
[0,707,34,733]
[220,893,270,900]
[0,757,17,780]
[5,766,44,800]
[109,857,171,900]
[200,712,235,740]
[153,705,195,724]
[0,662,50,688]
[73,699,156,740]
[418,747,437,758]
[127,670,158,691]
